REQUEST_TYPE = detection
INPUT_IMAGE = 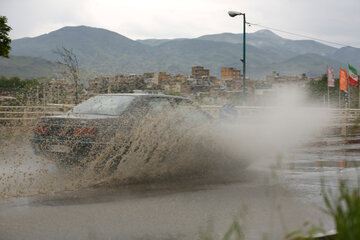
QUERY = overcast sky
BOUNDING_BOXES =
[1,0,360,48]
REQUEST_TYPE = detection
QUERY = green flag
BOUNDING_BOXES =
[348,64,358,86]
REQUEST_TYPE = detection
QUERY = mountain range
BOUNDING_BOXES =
[1,25,360,79]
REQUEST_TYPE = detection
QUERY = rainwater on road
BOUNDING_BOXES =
[0,136,359,240]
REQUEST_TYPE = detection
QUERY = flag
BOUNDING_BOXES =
[327,67,335,87]
[348,64,358,86]
[340,68,348,91]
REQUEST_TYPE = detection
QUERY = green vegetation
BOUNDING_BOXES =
[0,76,44,105]
[307,74,359,108]
[285,221,327,240]
[198,219,244,240]
[282,177,360,240]
[195,172,360,240]
[0,76,40,89]
[322,179,360,240]
[0,16,11,58]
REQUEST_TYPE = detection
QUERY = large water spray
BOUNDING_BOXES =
[0,87,330,197]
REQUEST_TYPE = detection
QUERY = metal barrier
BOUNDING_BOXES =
[0,104,73,124]
[1,104,360,136]
[201,105,360,136]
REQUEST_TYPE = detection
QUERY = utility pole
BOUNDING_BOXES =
[242,14,246,105]
[228,11,246,105]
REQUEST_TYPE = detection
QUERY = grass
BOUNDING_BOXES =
[284,176,360,240]
[197,170,360,240]
[198,219,244,240]
[322,178,360,240]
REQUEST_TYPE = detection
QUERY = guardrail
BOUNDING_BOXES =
[201,105,360,136]
[0,104,73,125]
[1,104,360,136]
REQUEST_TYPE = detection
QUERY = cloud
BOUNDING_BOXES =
[1,0,89,39]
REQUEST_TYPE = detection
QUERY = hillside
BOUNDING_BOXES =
[265,53,345,77]
[329,46,360,67]
[198,30,337,57]
[0,56,59,79]
[11,26,150,74]
[9,26,360,79]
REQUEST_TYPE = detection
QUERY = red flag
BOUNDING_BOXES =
[340,68,347,91]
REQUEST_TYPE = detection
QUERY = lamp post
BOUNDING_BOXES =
[228,10,246,105]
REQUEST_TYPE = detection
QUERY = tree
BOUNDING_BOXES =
[306,74,359,108]
[0,16,12,58]
[53,46,81,104]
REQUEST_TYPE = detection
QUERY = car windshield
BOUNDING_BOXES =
[70,95,136,115]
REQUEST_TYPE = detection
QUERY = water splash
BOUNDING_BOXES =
[0,88,331,198]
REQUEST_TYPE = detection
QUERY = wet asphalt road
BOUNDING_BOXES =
[0,137,359,240]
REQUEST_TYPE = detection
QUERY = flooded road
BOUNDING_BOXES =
[0,137,359,240]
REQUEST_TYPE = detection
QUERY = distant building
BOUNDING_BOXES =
[221,67,241,81]
[266,71,308,83]
[143,73,156,87]
[174,74,188,83]
[191,66,210,80]
[221,67,242,90]
[154,72,171,85]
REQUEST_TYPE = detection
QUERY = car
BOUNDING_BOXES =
[31,93,211,169]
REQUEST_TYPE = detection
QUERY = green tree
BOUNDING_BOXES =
[0,76,21,88]
[306,74,359,108]
[0,16,12,57]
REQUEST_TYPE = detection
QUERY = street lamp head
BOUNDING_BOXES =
[228,11,243,17]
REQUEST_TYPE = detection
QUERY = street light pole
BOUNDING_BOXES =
[228,11,246,105]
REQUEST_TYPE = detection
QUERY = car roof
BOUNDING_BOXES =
[97,93,190,100]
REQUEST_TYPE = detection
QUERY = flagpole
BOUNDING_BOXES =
[347,64,350,109]
[327,65,330,107]
[348,82,351,108]
[327,86,330,107]
[349,78,351,109]
[338,75,341,108]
